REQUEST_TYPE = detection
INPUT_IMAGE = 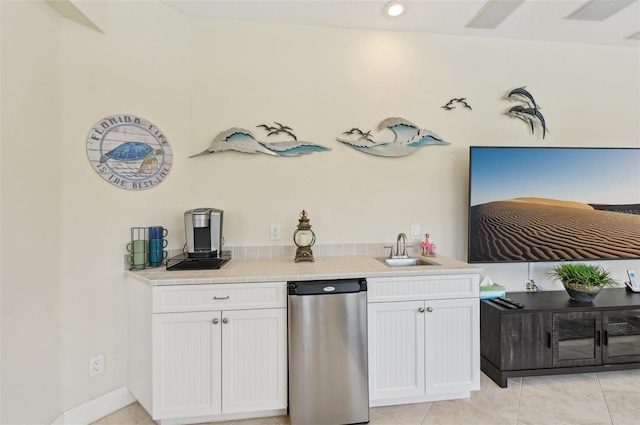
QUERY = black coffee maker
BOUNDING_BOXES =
[184,208,223,258]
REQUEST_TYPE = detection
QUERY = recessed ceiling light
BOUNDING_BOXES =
[384,1,405,18]
[566,0,635,21]
[466,0,525,29]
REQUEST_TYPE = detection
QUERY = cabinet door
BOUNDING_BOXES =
[152,311,222,419]
[552,311,602,367]
[368,301,425,401]
[501,312,553,370]
[424,298,480,394]
[221,308,287,413]
[603,309,640,364]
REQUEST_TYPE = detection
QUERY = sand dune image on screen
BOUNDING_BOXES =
[469,198,640,262]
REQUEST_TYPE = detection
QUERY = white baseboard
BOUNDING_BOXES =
[53,386,136,425]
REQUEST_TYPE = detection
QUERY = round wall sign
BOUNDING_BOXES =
[86,114,173,190]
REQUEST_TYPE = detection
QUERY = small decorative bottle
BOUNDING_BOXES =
[421,233,436,257]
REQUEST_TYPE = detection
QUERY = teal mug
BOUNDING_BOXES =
[149,239,168,267]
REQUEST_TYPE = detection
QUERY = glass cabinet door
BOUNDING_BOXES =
[603,309,640,364]
[552,311,602,367]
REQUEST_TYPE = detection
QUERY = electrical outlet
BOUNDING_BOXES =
[89,354,104,377]
[410,225,420,240]
[524,279,537,292]
[270,224,280,241]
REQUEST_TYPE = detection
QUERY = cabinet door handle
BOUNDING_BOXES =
[222,318,229,324]
[426,307,433,312]
[596,330,601,346]
[547,332,552,349]
[418,307,425,313]
[603,330,608,346]
[214,296,230,300]
[212,318,219,324]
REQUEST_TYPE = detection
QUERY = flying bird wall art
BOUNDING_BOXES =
[190,122,331,158]
[442,98,473,111]
[506,87,548,139]
[336,117,450,157]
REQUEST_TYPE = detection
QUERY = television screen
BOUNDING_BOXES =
[468,147,640,263]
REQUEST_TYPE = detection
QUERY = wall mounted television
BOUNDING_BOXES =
[468,146,640,263]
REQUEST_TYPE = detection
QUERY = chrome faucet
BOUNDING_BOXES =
[383,232,412,258]
[395,233,408,258]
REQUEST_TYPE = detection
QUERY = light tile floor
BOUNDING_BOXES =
[92,371,640,425]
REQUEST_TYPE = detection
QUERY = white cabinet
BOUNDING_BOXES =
[368,301,425,401]
[367,275,480,407]
[424,298,478,395]
[221,308,287,414]
[152,311,222,419]
[129,281,287,424]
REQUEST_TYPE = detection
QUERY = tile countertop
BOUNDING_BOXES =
[124,255,482,286]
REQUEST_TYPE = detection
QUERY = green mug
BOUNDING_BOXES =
[127,239,147,269]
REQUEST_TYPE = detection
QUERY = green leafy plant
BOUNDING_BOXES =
[548,263,617,288]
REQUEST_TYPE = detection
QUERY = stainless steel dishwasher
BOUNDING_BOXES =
[288,278,369,425]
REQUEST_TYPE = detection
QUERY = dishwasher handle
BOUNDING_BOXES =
[288,278,367,295]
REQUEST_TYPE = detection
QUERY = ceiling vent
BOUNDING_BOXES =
[466,0,525,29]
[626,30,640,40]
[566,0,636,21]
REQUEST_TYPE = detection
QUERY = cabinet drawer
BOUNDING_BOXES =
[152,282,286,313]
[368,274,479,303]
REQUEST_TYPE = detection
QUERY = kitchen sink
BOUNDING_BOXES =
[376,257,441,267]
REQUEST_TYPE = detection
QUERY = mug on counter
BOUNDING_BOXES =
[149,238,168,267]
[148,226,168,267]
[149,226,168,240]
[127,239,147,269]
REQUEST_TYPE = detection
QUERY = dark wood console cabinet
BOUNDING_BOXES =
[481,289,640,387]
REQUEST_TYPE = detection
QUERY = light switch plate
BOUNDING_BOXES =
[270,224,281,241]
[411,225,420,240]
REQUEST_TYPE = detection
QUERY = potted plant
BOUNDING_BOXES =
[548,263,617,302]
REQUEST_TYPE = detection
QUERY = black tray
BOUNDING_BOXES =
[166,250,232,270]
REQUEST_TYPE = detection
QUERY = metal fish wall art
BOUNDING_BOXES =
[336,117,450,157]
[506,87,548,139]
[190,122,331,158]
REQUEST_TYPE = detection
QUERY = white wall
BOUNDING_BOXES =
[1,1,639,422]
[1,1,62,423]
[56,0,191,414]
[187,20,640,251]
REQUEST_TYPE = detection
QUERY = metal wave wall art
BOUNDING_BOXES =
[506,87,547,139]
[190,122,331,158]
[336,117,450,157]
